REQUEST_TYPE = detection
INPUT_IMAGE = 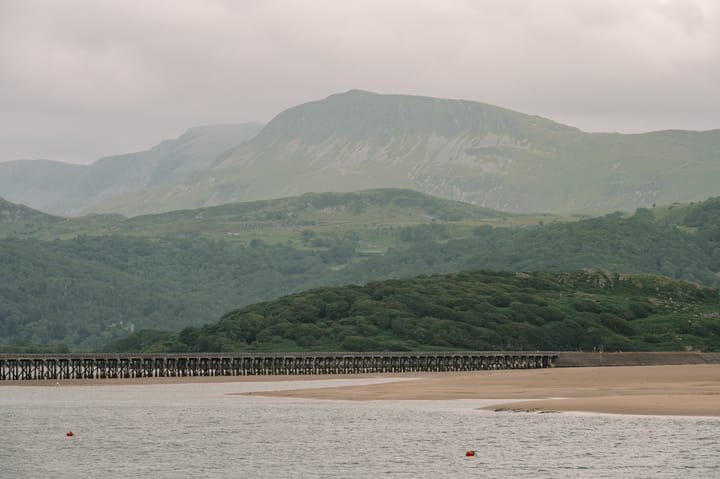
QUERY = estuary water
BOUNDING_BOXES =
[1,378,718,478]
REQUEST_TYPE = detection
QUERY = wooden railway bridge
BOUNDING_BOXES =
[0,351,556,381]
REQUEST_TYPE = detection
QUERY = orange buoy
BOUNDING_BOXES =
[66,431,74,437]
[465,450,475,457]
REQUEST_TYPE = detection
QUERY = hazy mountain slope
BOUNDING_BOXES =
[0,197,65,236]
[0,123,263,216]
[0,160,86,214]
[63,123,265,215]
[92,90,720,216]
[550,129,720,212]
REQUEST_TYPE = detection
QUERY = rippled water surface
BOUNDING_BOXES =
[1,379,718,478]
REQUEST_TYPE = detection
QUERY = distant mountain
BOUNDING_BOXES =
[91,90,720,216]
[0,123,263,216]
[0,160,86,215]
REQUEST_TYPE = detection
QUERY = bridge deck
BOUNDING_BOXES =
[0,351,556,381]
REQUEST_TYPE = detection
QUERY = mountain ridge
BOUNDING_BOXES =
[0,123,263,216]
[91,90,720,216]
[4,91,720,217]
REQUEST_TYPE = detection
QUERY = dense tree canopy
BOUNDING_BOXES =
[106,270,720,353]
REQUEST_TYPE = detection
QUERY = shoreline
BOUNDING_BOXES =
[3,364,719,417]
[249,364,720,417]
[0,371,429,387]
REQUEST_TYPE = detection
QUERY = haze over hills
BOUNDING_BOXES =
[91,90,720,216]
[0,123,263,216]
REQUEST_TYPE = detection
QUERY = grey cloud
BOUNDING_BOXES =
[1,0,718,164]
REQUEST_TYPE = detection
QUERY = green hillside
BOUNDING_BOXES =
[0,235,349,350]
[0,197,65,236]
[336,206,720,287]
[2,189,534,247]
[3,193,720,352]
[92,90,720,216]
[106,270,720,353]
[0,190,527,350]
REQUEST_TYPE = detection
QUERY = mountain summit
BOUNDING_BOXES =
[5,91,719,216]
[237,89,578,143]
[92,91,720,216]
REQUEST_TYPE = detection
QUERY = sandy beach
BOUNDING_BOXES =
[253,364,720,416]
[5,364,719,416]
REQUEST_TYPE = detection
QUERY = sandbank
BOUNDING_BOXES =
[252,364,720,416]
[5,364,719,416]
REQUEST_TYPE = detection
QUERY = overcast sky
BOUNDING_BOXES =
[1,0,719,164]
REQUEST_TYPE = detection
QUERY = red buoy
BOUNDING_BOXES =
[66,431,74,437]
[465,450,475,457]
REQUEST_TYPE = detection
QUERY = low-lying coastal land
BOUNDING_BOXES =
[6,364,719,417]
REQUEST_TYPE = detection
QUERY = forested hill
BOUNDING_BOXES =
[335,205,720,287]
[0,189,518,351]
[105,270,720,354]
[3,193,720,352]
